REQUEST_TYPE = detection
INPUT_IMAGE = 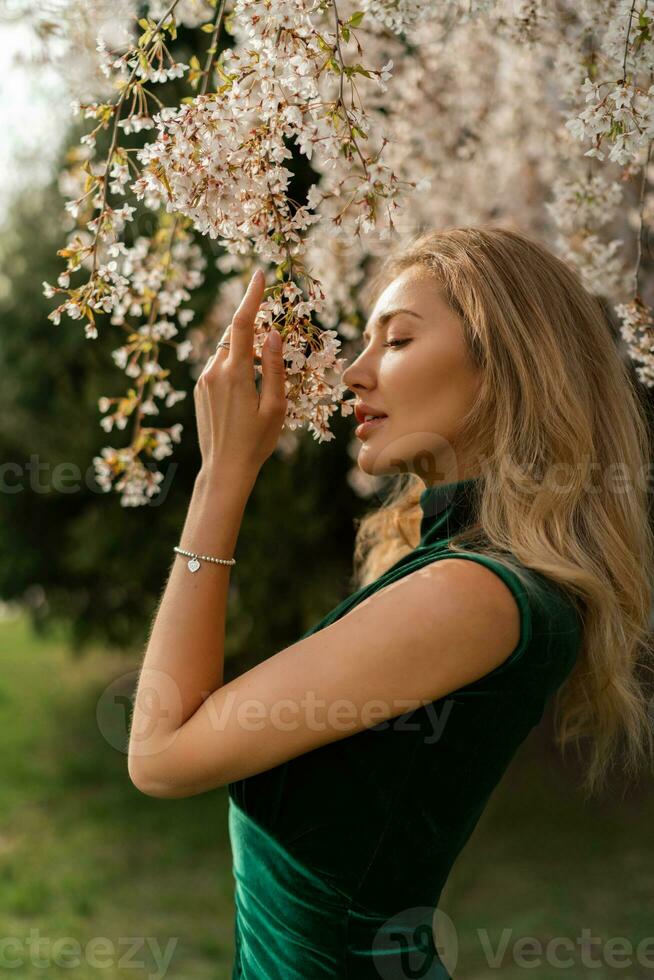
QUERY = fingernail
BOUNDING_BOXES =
[251,268,263,285]
[269,328,281,350]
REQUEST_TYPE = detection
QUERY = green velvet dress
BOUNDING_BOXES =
[227,476,583,979]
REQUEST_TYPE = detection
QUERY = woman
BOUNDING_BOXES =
[128,226,654,979]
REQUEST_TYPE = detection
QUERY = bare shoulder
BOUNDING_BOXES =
[420,555,523,626]
[354,556,522,685]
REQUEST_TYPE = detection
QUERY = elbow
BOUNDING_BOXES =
[128,755,173,799]
[127,731,222,798]
[128,756,157,797]
[127,729,185,798]
[127,756,194,799]
[128,770,181,799]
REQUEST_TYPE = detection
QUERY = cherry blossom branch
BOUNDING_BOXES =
[199,0,227,97]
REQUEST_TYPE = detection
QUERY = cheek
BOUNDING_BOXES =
[384,344,471,412]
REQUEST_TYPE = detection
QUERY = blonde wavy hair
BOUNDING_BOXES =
[350,225,654,800]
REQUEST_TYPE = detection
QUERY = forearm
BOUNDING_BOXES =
[128,465,256,779]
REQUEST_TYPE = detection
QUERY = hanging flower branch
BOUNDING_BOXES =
[43,0,420,505]
[550,0,654,384]
[39,0,654,505]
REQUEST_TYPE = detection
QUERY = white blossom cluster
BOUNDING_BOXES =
[358,0,432,34]
[359,0,495,35]
[566,77,654,166]
[545,174,624,235]
[15,0,136,102]
[615,297,654,386]
[148,0,215,27]
[128,0,412,455]
[39,0,654,505]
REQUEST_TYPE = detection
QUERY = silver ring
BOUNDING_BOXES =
[216,341,231,350]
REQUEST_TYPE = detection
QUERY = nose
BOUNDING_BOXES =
[342,345,372,394]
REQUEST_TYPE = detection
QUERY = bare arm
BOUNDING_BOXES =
[128,263,286,789]
[127,467,256,784]
[128,555,521,799]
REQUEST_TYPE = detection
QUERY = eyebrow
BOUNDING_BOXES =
[361,308,424,342]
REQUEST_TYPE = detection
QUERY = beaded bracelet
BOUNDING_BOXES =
[173,545,236,573]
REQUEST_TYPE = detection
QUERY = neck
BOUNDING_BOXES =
[418,474,482,546]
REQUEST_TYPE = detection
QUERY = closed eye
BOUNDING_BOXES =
[352,337,411,358]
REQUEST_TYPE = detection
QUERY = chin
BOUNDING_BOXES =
[355,454,386,477]
[354,444,408,478]
[355,431,458,482]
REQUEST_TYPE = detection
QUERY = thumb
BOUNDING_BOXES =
[260,328,288,416]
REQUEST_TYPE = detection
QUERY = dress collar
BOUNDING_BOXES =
[419,475,482,546]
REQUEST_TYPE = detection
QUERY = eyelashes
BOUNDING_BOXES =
[352,337,411,358]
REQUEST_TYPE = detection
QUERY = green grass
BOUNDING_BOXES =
[0,612,235,979]
[1,611,653,979]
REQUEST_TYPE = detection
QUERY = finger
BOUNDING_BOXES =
[200,325,229,377]
[215,323,232,361]
[227,268,265,366]
[259,328,287,417]
[200,345,221,378]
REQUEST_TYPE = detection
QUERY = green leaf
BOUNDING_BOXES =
[347,11,364,27]
[200,21,215,32]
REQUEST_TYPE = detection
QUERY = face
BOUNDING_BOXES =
[342,265,483,486]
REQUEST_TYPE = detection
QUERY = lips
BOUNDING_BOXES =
[355,415,389,439]
[353,402,389,425]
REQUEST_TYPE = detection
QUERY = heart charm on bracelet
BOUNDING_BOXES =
[187,558,200,573]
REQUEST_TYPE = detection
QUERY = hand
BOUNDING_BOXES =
[193,269,287,479]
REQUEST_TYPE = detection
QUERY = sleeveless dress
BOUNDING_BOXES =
[227,476,583,979]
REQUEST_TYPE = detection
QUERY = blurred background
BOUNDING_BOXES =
[1,1,654,977]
